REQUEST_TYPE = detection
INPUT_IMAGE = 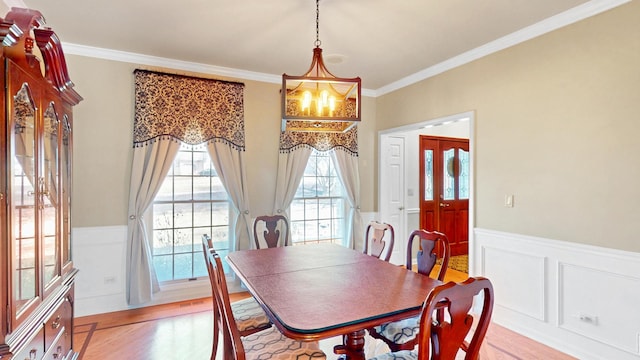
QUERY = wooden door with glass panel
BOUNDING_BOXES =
[419,136,469,256]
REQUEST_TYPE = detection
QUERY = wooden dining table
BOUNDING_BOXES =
[226,243,443,360]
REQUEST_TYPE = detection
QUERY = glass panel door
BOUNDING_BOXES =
[42,102,60,287]
[11,84,38,314]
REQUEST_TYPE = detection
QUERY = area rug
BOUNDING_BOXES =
[448,255,468,273]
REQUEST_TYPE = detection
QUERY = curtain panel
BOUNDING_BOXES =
[275,127,362,249]
[127,69,247,305]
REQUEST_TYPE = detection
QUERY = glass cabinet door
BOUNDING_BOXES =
[42,102,60,288]
[11,83,38,315]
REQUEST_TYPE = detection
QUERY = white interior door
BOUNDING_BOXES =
[380,135,405,265]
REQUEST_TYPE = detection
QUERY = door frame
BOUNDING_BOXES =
[378,111,475,272]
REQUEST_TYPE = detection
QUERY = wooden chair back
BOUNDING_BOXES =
[406,229,450,281]
[417,277,494,360]
[253,215,289,249]
[201,234,220,360]
[363,221,395,261]
[204,244,248,360]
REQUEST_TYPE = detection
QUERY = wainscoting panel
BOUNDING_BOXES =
[482,247,546,321]
[559,263,640,355]
[73,226,128,316]
[474,228,640,360]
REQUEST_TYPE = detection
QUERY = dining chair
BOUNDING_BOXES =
[201,234,271,359]
[253,214,289,249]
[368,229,451,352]
[363,221,395,261]
[206,248,327,360]
[369,277,494,360]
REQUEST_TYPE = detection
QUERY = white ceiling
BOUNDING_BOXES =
[17,0,627,95]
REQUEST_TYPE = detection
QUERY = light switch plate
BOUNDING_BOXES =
[505,194,514,208]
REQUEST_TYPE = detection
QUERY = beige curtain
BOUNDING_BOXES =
[330,148,363,250]
[127,70,246,305]
[206,141,251,251]
[126,139,180,305]
[272,146,312,245]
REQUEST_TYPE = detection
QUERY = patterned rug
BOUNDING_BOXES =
[438,255,468,273]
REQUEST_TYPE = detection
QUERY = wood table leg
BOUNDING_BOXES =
[333,329,366,360]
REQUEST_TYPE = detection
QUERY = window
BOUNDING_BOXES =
[290,150,347,245]
[151,143,231,282]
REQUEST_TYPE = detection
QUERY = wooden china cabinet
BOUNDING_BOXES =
[0,8,82,360]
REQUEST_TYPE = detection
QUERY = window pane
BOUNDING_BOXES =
[174,253,193,280]
[212,202,229,226]
[174,228,193,253]
[193,254,207,278]
[210,226,229,248]
[174,203,193,228]
[211,178,227,201]
[424,150,433,201]
[153,203,173,229]
[154,255,173,282]
[318,199,332,219]
[193,176,211,201]
[173,152,193,176]
[173,176,192,201]
[443,149,455,200]
[151,143,231,282]
[459,149,470,200]
[153,229,173,255]
[304,199,318,219]
[194,203,212,227]
[290,200,305,221]
[290,150,346,245]
[318,219,331,239]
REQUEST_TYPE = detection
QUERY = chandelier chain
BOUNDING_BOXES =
[315,0,321,48]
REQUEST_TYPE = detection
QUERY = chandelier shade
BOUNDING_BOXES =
[281,0,361,133]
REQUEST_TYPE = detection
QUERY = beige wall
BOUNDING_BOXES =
[65,1,638,252]
[66,57,378,229]
[376,2,640,252]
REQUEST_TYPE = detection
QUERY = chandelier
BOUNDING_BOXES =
[281,0,361,133]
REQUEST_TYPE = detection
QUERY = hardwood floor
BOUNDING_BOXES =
[74,269,577,359]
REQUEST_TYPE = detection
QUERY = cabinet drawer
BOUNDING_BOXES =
[13,325,45,360]
[43,330,71,360]
[44,299,72,350]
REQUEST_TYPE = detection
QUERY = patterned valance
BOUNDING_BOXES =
[133,69,245,150]
[279,126,358,155]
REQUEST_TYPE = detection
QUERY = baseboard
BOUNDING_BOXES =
[473,228,640,360]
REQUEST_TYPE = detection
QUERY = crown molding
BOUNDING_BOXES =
[374,0,630,97]
[62,0,628,99]
[62,43,379,97]
[62,43,282,84]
